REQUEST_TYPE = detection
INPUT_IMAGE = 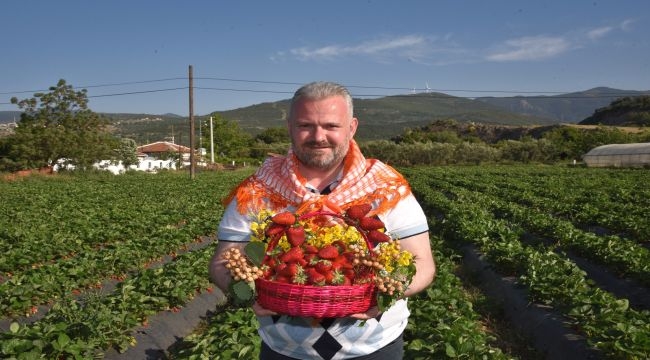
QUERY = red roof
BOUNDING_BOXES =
[137,141,192,153]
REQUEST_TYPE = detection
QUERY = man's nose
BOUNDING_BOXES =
[312,126,326,142]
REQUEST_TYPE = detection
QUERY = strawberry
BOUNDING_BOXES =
[297,258,308,267]
[272,212,296,226]
[280,246,304,263]
[330,261,343,272]
[368,229,391,243]
[341,275,352,286]
[318,245,339,260]
[263,257,278,268]
[260,264,273,278]
[331,240,348,252]
[332,255,354,270]
[274,262,287,275]
[306,268,326,285]
[274,274,291,283]
[342,268,355,280]
[286,226,306,247]
[265,223,286,237]
[278,262,301,277]
[359,217,385,231]
[324,270,335,284]
[304,253,317,264]
[314,260,332,275]
[302,244,319,254]
[346,203,372,220]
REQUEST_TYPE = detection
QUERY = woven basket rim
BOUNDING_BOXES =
[255,278,376,317]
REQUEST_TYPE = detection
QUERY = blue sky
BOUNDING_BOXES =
[1,0,648,116]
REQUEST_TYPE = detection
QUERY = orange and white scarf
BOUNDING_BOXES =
[225,140,411,216]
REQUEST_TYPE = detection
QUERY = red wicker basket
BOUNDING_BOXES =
[255,278,377,318]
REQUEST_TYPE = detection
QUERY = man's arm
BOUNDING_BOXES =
[399,231,436,297]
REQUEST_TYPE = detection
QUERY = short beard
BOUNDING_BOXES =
[293,140,349,171]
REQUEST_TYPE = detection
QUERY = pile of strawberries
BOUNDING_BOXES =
[258,204,391,286]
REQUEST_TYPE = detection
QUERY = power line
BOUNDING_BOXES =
[194,86,294,95]
[194,76,649,96]
[195,76,567,94]
[88,87,187,98]
[196,77,304,87]
[0,86,187,105]
[0,77,186,95]
[1,75,649,106]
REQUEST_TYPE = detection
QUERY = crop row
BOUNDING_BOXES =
[0,172,245,317]
[433,166,649,243]
[423,174,650,287]
[403,167,650,359]
[0,242,216,359]
[0,173,237,275]
[3,166,648,359]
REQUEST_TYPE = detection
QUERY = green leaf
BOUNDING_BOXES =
[614,299,629,311]
[445,343,457,357]
[9,322,19,333]
[376,293,394,313]
[244,242,265,266]
[57,333,71,348]
[230,280,255,307]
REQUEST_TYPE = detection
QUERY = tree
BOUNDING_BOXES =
[114,138,139,168]
[254,127,290,144]
[200,114,252,159]
[8,79,118,170]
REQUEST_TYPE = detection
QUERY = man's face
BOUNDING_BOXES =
[289,95,358,171]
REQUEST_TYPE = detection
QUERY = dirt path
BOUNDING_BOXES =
[103,289,226,359]
[460,245,604,360]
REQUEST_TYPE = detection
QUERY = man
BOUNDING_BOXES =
[210,81,435,360]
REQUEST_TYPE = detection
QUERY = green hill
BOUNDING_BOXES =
[476,87,650,122]
[214,93,554,141]
[6,87,646,144]
[579,95,650,127]
[102,113,190,145]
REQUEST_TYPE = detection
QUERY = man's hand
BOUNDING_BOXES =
[252,301,278,317]
[349,305,380,320]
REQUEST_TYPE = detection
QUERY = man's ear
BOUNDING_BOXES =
[350,117,358,137]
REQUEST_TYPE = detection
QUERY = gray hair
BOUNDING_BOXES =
[288,81,353,119]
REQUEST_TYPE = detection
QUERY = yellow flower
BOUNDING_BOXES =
[398,251,413,267]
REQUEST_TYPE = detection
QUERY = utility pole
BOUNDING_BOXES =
[178,132,182,170]
[210,116,215,163]
[188,65,196,179]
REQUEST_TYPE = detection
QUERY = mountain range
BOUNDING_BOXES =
[475,87,650,122]
[1,87,648,142]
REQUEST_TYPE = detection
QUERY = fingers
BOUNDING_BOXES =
[252,301,278,316]
[348,306,380,320]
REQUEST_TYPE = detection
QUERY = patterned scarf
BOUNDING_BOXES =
[225,140,411,216]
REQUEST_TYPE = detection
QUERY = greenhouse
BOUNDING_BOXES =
[583,142,650,167]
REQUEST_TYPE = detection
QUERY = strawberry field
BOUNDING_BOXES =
[1,166,649,359]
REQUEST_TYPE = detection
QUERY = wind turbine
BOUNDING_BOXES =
[425,82,431,93]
